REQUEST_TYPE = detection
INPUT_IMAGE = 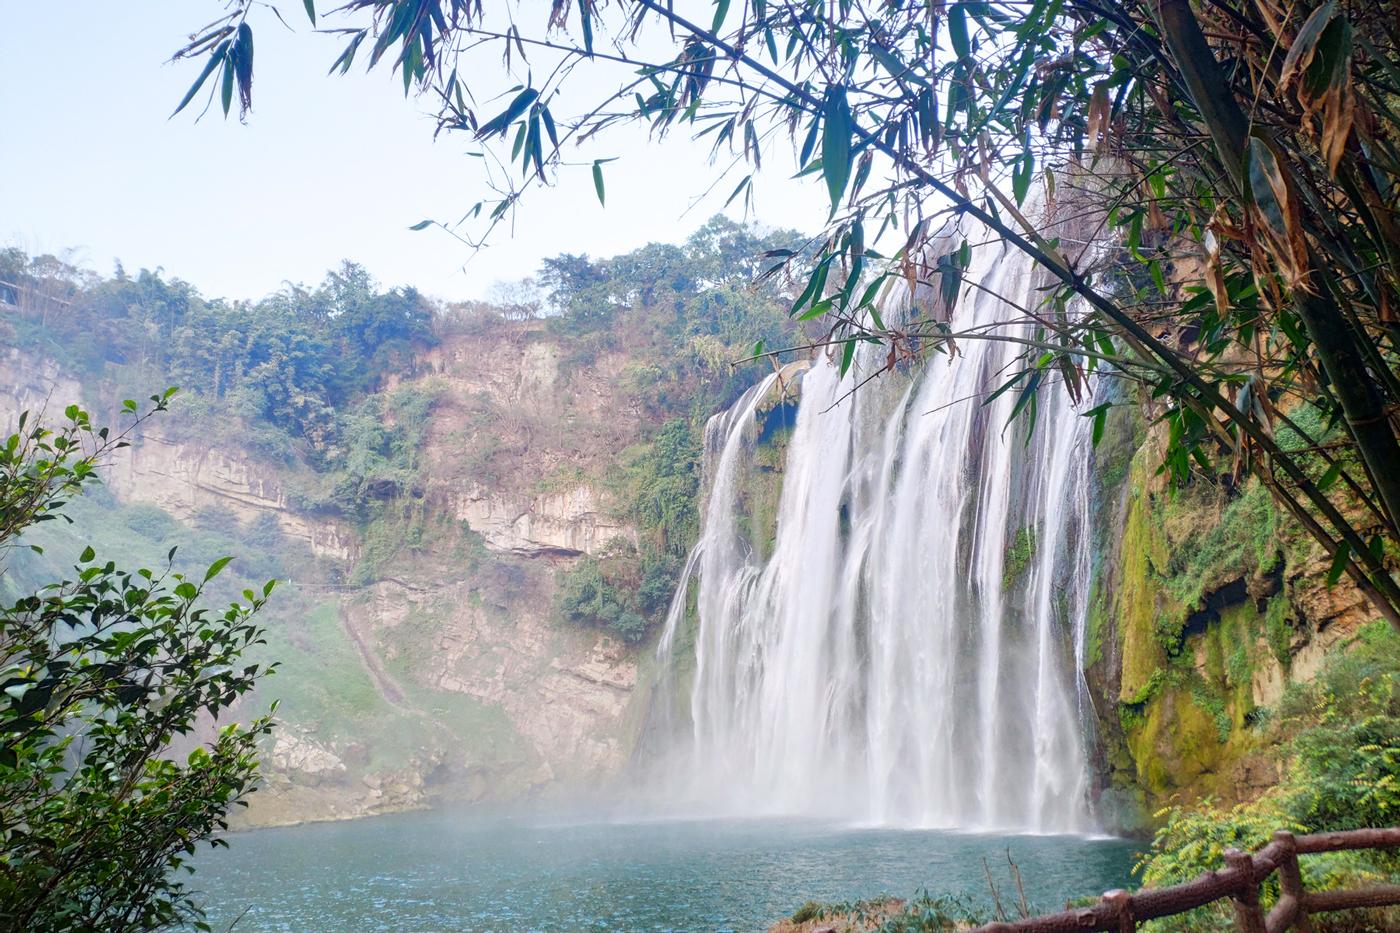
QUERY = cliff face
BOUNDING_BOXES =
[411,329,642,558]
[2,325,656,827]
[103,432,360,562]
[1085,410,1375,833]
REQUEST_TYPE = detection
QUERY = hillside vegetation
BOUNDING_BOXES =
[0,217,807,823]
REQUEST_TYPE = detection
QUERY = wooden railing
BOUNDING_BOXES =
[971,827,1400,932]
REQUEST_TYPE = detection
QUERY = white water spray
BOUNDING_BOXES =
[652,224,1097,834]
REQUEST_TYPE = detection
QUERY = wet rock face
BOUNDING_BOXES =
[1089,421,1378,825]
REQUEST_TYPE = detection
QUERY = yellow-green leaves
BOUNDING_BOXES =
[204,555,235,583]
[821,87,853,213]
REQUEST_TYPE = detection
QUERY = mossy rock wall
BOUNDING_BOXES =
[1089,412,1378,831]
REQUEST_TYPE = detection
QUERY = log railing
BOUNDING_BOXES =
[971,827,1400,933]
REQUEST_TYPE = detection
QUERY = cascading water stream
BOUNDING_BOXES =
[650,221,1098,834]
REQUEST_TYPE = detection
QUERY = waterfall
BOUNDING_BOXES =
[651,221,1097,834]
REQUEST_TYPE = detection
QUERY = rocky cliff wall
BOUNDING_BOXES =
[1,326,657,828]
[1085,410,1376,833]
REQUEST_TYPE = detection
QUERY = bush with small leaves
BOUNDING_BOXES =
[0,395,275,932]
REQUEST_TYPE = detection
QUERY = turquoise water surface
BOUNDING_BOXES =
[194,809,1141,932]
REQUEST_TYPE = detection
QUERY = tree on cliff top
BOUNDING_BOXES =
[171,0,1400,628]
[0,396,275,931]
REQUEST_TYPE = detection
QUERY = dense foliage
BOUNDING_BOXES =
[555,545,682,644]
[1136,622,1400,931]
[2,250,435,463]
[784,893,982,932]
[0,397,274,931]
[532,218,802,641]
[539,215,808,405]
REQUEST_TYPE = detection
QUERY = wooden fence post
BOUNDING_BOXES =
[1273,830,1315,933]
[1223,849,1266,933]
[1101,889,1135,933]
[963,826,1400,933]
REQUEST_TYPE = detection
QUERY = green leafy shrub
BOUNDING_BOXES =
[1280,623,1400,831]
[874,893,984,932]
[0,397,275,931]
[1136,799,1297,932]
[555,544,681,644]
[556,555,646,643]
[1137,623,1400,931]
[618,418,703,553]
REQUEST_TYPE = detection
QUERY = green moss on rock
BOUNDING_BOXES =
[1001,526,1037,590]
[1116,456,1170,702]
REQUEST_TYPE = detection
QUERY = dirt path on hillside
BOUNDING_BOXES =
[340,610,408,707]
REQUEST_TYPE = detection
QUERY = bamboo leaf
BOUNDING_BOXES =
[592,160,606,206]
[711,0,731,33]
[1006,368,1043,429]
[1244,135,1306,284]
[171,43,229,117]
[1012,131,1033,205]
[1326,539,1351,586]
[839,338,856,377]
[329,31,365,75]
[541,106,559,150]
[1280,1,1337,89]
[476,87,540,139]
[221,56,235,115]
[724,175,752,208]
[1317,461,1343,492]
[578,0,594,55]
[822,87,853,211]
[948,3,970,59]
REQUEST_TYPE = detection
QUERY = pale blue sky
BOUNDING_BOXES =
[0,3,822,301]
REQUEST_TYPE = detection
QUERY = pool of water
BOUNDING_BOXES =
[193,809,1141,932]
